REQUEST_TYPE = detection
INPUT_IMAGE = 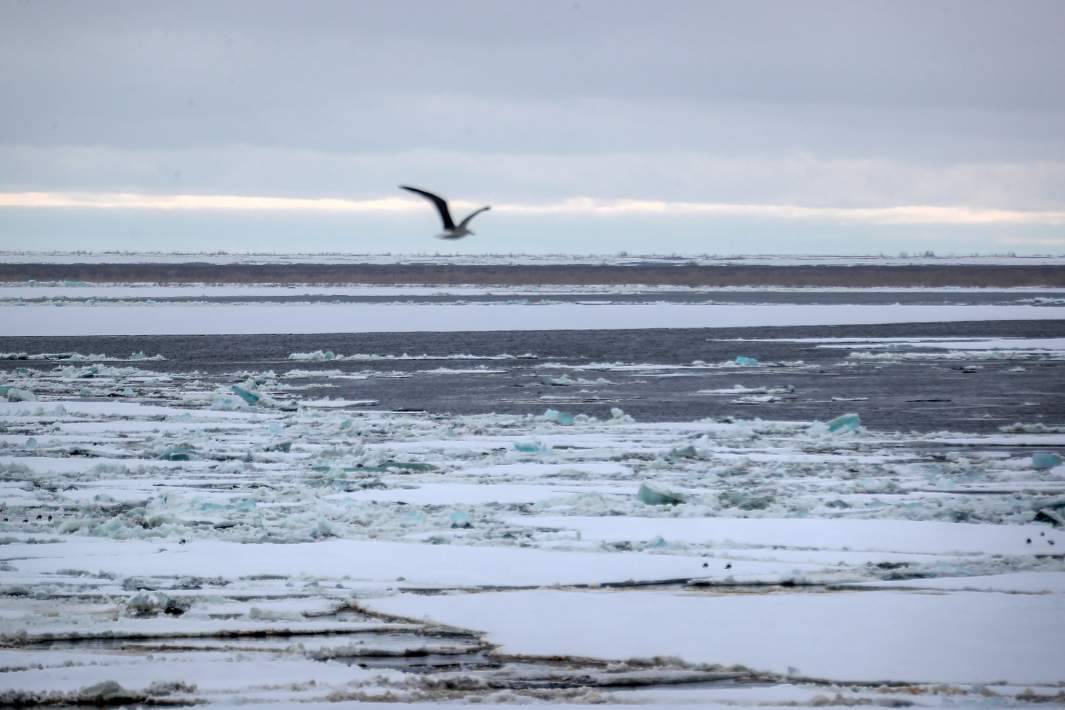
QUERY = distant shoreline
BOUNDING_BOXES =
[2,262,1064,288]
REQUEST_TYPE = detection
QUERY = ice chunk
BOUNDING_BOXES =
[1032,452,1063,470]
[449,511,472,528]
[513,441,550,453]
[404,510,427,525]
[356,460,436,473]
[157,443,194,461]
[637,482,686,505]
[668,445,699,459]
[288,350,337,361]
[265,440,293,453]
[731,394,783,404]
[734,355,760,367]
[126,591,190,617]
[543,408,575,426]
[826,412,862,433]
[2,386,36,402]
[128,350,165,361]
[211,393,248,410]
[231,384,261,406]
[719,489,774,510]
[74,681,140,704]
[1035,508,1065,527]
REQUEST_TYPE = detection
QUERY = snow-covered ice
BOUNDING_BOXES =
[5,250,1065,267]
[367,587,1065,684]
[3,302,1063,335]
[2,287,1064,706]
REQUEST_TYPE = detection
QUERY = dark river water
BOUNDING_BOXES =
[3,318,1063,433]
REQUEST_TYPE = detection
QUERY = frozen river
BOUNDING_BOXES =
[1,281,1064,706]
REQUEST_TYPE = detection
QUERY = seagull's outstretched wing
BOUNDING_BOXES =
[400,185,455,230]
[457,205,491,230]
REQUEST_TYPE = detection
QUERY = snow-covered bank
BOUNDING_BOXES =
[4,302,1063,335]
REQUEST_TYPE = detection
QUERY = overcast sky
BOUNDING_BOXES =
[2,0,1064,254]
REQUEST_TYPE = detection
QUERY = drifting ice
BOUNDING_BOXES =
[288,350,337,361]
[543,408,575,425]
[449,511,472,528]
[734,355,760,367]
[1032,452,1063,470]
[514,441,549,453]
[158,444,194,461]
[231,384,261,406]
[1,386,36,402]
[637,482,686,505]
[827,413,862,433]
[126,591,190,617]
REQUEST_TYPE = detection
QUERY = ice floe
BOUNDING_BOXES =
[4,302,1063,335]
[2,346,1064,705]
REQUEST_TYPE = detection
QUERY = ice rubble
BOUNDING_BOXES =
[288,350,538,361]
[2,388,1060,545]
[850,348,1065,362]
[1,386,35,402]
[637,482,686,506]
[541,374,613,386]
[697,383,795,396]
[537,357,808,373]
[1001,422,1065,434]
[542,408,575,425]
[0,351,165,362]
[2,359,1065,703]
[125,591,191,617]
[0,680,197,708]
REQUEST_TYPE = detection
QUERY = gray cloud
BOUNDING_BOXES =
[4,0,1065,151]
[2,0,1063,252]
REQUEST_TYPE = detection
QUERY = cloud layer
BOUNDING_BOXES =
[2,0,1063,252]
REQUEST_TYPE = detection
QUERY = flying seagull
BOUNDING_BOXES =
[400,185,491,239]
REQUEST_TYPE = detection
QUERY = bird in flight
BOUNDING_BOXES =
[400,186,491,239]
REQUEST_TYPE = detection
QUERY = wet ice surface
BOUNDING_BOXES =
[2,295,1065,706]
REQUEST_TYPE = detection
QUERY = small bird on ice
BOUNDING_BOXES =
[399,185,490,239]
